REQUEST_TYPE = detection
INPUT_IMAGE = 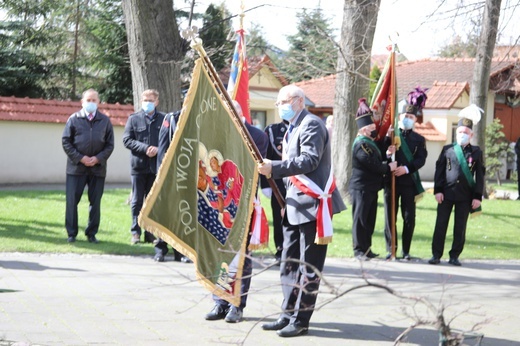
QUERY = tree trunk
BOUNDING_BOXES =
[333,0,381,199]
[471,0,501,150]
[122,0,188,112]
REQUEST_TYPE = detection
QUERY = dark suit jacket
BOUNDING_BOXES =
[434,143,485,201]
[383,129,427,187]
[271,110,346,226]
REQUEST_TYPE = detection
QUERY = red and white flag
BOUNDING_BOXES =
[227,28,251,124]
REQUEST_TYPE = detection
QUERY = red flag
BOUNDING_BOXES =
[370,51,396,141]
[227,29,251,123]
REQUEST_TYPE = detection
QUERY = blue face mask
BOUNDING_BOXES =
[142,101,155,114]
[456,132,470,146]
[402,117,414,130]
[82,102,97,114]
[278,103,295,121]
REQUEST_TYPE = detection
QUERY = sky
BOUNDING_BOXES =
[186,0,520,61]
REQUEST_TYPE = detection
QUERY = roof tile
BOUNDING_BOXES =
[0,96,134,126]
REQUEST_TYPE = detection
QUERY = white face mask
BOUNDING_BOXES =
[456,132,470,146]
[82,101,97,114]
[142,101,155,114]
[402,117,414,130]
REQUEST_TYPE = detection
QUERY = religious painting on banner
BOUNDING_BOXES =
[139,58,258,306]
[370,51,397,141]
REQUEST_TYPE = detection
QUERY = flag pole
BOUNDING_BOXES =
[390,45,397,260]
[181,27,286,209]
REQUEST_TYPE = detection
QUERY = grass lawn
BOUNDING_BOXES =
[0,184,519,259]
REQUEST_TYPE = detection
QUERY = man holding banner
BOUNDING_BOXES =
[205,101,268,323]
[383,88,428,260]
[258,85,346,338]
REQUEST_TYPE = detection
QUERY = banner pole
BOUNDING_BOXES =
[390,49,397,260]
[182,28,286,208]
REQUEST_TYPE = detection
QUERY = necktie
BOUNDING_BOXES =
[287,124,294,141]
[88,113,94,121]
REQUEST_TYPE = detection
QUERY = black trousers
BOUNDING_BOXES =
[384,184,416,254]
[130,173,156,235]
[350,189,378,256]
[270,194,284,258]
[432,199,471,259]
[517,164,520,195]
[65,174,105,237]
[278,220,327,327]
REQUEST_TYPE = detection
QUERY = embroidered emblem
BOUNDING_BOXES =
[361,143,372,155]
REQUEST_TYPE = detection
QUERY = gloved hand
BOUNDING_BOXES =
[261,187,272,198]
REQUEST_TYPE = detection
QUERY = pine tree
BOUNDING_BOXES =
[279,8,337,83]
[485,118,512,185]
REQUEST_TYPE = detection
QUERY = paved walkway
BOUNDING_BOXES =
[1,253,519,346]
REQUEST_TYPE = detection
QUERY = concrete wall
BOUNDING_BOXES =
[0,121,131,184]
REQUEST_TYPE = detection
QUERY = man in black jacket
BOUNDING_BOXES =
[260,120,288,263]
[62,89,114,244]
[383,103,427,260]
[123,89,165,245]
[429,104,485,266]
[153,109,191,263]
[349,98,396,260]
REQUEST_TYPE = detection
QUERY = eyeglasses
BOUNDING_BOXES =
[275,96,298,107]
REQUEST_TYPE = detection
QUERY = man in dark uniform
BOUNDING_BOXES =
[153,109,192,263]
[123,89,165,245]
[349,98,397,260]
[429,104,485,266]
[383,89,428,260]
[260,120,288,262]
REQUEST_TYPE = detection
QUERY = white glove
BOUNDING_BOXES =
[261,188,272,199]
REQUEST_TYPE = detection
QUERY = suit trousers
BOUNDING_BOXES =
[432,199,471,259]
[65,174,105,237]
[279,220,327,327]
[130,173,156,235]
[270,194,284,258]
[350,189,378,256]
[384,184,416,254]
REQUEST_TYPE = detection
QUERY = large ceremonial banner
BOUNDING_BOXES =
[370,51,397,141]
[139,58,258,306]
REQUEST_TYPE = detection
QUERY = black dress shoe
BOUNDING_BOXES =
[205,304,227,321]
[262,317,289,331]
[277,323,309,337]
[367,251,379,258]
[87,236,99,244]
[67,236,76,243]
[180,256,192,263]
[449,258,461,266]
[428,256,440,265]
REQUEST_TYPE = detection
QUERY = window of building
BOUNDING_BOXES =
[451,122,458,143]
[251,110,266,130]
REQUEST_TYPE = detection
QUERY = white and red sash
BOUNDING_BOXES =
[289,170,335,245]
[248,196,269,250]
